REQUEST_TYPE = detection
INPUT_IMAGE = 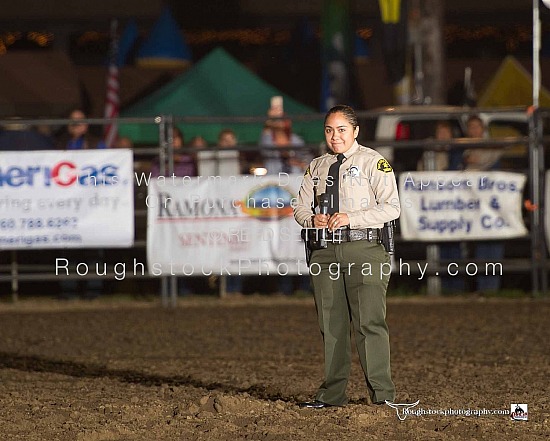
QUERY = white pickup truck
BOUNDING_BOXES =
[366,105,528,173]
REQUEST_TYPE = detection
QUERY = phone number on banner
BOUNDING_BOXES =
[0,217,78,230]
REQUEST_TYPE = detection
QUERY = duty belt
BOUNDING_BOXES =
[328,228,380,243]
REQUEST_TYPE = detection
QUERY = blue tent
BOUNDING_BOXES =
[136,6,192,68]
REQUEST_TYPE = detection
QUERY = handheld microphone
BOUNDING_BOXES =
[319,193,330,246]
[319,193,330,216]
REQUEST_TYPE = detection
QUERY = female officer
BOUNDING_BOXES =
[293,105,400,408]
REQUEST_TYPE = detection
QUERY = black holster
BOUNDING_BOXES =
[380,221,396,255]
[301,228,327,266]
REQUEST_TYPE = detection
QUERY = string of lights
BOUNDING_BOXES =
[0,24,545,56]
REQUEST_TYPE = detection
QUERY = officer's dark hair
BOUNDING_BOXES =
[324,105,358,129]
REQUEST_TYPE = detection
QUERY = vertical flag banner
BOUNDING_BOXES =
[378,0,408,101]
[321,0,352,111]
[116,18,139,67]
[104,19,120,148]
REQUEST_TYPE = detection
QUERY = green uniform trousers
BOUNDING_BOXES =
[310,240,395,405]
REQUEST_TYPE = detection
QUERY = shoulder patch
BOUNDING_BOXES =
[376,158,393,173]
[304,166,310,177]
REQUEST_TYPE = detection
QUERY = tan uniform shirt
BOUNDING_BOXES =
[294,141,401,229]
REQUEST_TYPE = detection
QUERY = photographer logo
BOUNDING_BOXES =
[510,404,528,421]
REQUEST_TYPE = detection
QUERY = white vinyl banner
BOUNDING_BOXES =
[0,149,134,249]
[398,171,527,241]
[146,174,307,276]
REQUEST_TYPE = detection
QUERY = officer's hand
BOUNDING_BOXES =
[313,214,329,228]
[328,213,350,231]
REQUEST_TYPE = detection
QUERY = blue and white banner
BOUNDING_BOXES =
[146,174,307,276]
[398,171,527,241]
[0,149,134,249]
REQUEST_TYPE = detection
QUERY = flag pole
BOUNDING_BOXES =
[534,0,540,108]
[104,19,120,148]
[530,0,547,295]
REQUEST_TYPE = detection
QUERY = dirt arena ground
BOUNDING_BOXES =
[0,295,548,441]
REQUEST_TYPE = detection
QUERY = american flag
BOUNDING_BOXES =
[104,19,119,148]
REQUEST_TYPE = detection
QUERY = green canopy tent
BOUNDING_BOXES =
[119,47,323,145]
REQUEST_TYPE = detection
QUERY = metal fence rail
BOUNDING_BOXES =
[0,108,547,302]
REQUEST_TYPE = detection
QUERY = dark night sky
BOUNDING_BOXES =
[167,0,243,29]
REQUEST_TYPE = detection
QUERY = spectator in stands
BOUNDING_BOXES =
[56,109,106,299]
[150,127,196,177]
[151,128,208,296]
[259,97,311,175]
[420,121,465,292]
[463,115,502,171]
[114,135,152,175]
[194,128,245,296]
[57,109,107,150]
[218,129,244,172]
[197,128,242,177]
[259,99,312,296]
[418,121,452,171]
[188,135,208,149]
[218,128,237,148]
[463,115,504,293]
[114,136,134,149]
[0,119,55,151]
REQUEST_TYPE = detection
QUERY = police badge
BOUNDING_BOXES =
[347,165,360,177]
